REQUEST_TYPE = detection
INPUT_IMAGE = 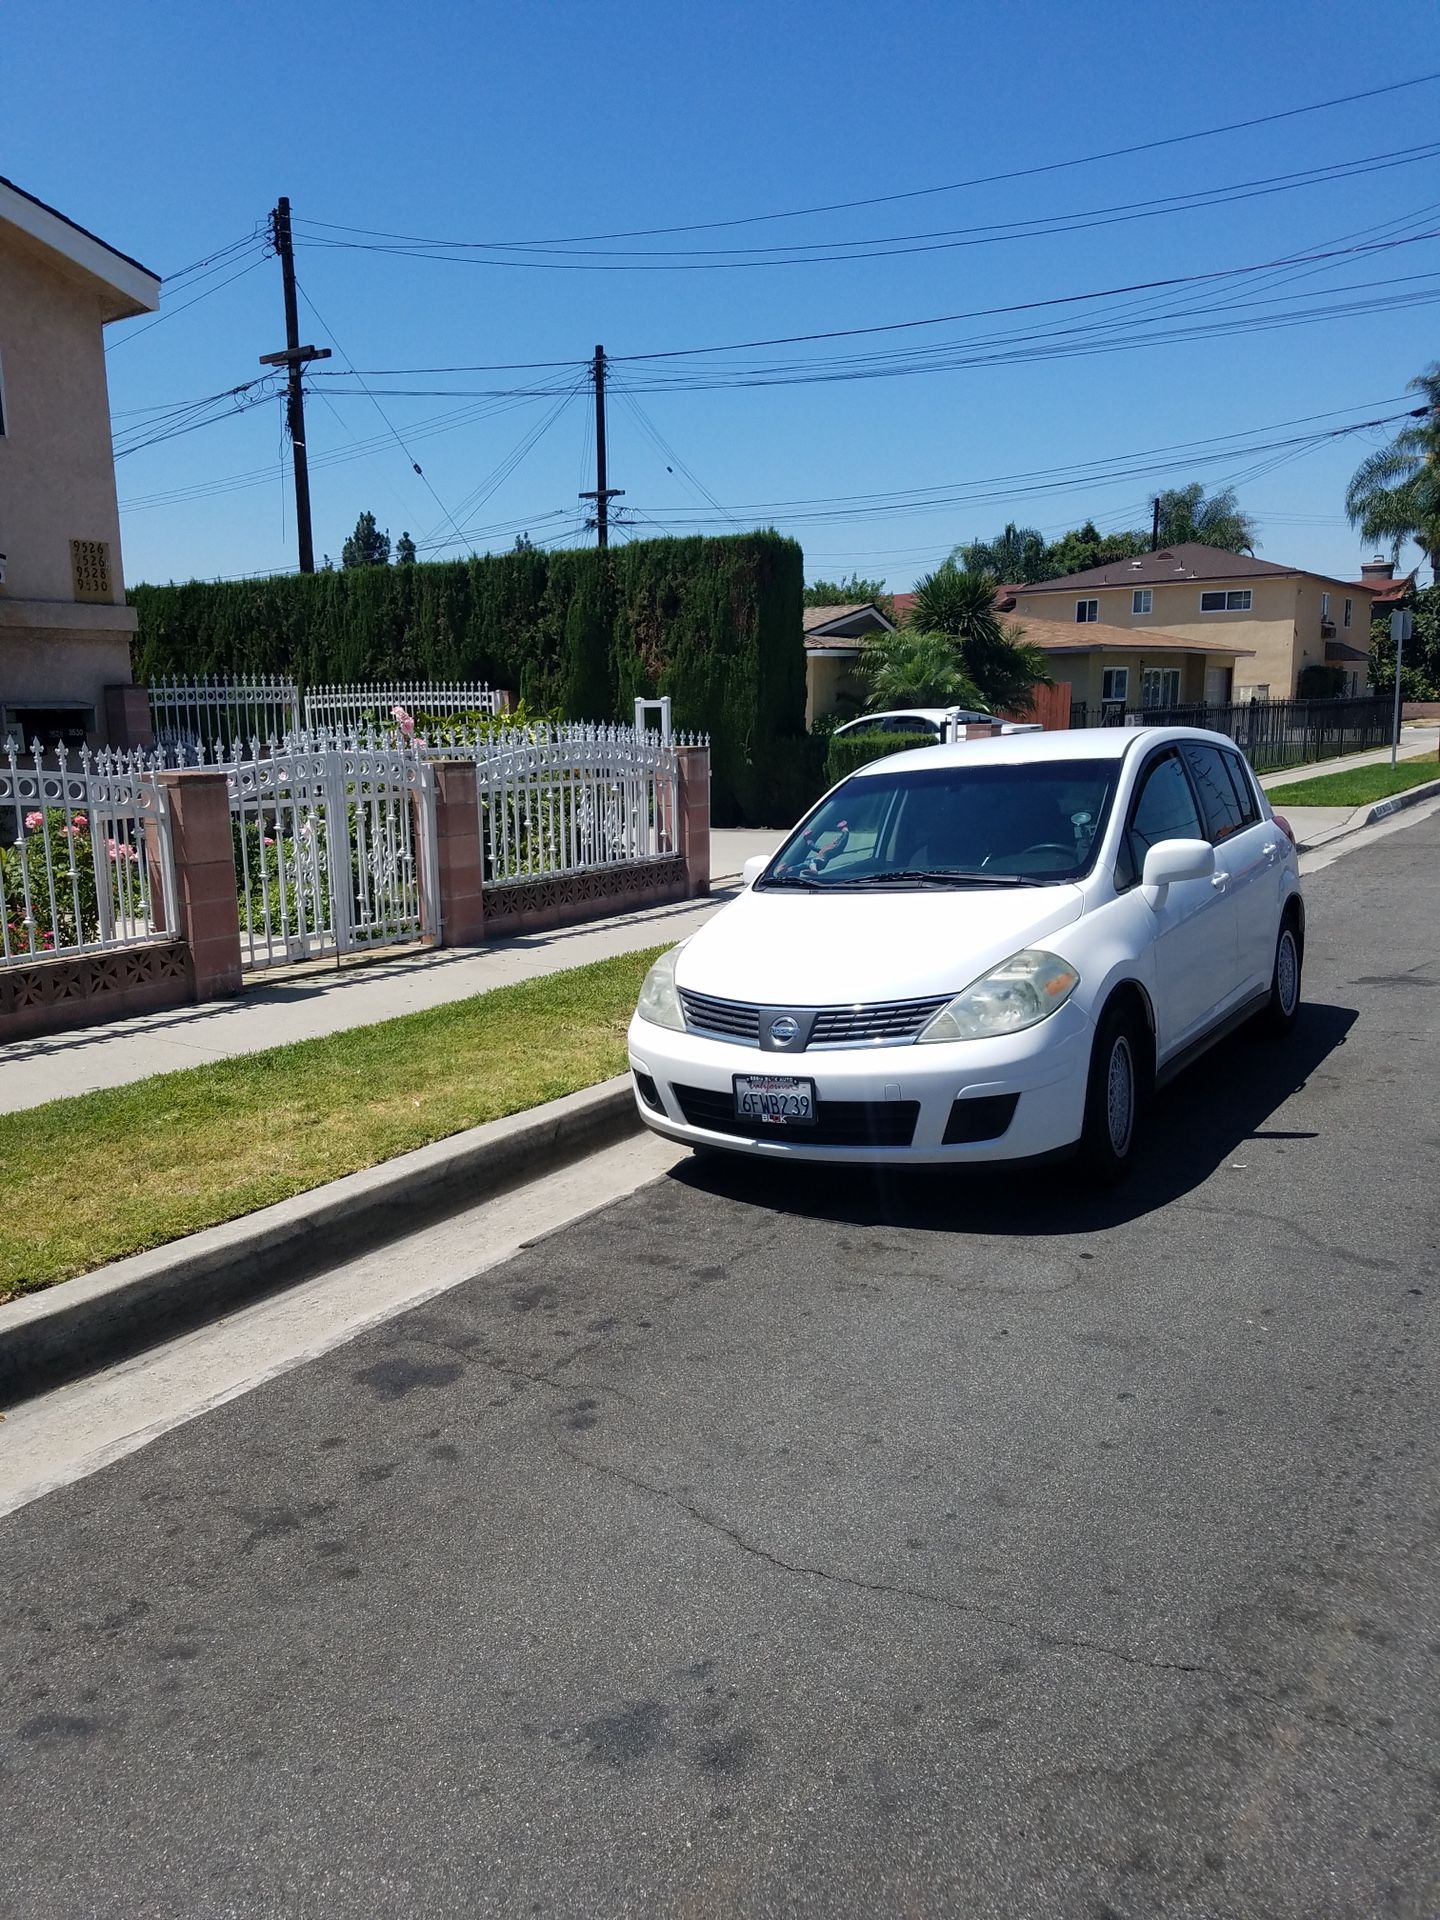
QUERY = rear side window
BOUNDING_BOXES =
[1123,751,1204,882]
[1181,742,1245,844]
[1222,750,1260,825]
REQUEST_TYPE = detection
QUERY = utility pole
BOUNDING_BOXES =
[1150,496,1162,551]
[260,197,331,573]
[579,343,623,548]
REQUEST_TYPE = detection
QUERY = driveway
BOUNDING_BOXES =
[2,817,1437,1918]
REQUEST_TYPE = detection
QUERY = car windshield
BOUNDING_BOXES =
[761,758,1120,889]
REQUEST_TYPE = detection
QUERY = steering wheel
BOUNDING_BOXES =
[1019,842,1075,858]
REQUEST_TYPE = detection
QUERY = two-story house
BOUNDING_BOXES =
[1012,543,1375,714]
[0,175,159,748]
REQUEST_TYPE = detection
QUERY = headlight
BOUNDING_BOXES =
[636,946,686,1030]
[916,949,1079,1043]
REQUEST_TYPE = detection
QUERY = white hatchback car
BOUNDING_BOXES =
[831,707,1043,740]
[628,728,1303,1181]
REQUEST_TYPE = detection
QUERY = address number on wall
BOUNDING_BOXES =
[70,539,113,603]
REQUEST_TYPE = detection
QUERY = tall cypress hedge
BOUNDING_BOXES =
[129,532,806,822]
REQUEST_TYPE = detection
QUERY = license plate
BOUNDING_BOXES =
[733,1074,816,1126]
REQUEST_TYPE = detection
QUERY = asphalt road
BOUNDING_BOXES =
[4,817,1439,1918]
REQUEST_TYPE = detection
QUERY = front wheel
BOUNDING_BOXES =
[1261,919,1302,1037]
[1078,1003,1149,1186]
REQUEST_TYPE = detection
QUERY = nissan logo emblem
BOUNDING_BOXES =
[769,1015,800,1045]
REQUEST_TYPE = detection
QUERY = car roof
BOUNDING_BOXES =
[847,724,1238,776]
[838,707,960,726]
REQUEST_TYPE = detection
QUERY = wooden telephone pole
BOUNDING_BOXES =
[579,344,623,547]
[260,197,331,572]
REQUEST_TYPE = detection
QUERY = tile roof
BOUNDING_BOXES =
[1016,543,1297,592]
[1017,617,1255,659]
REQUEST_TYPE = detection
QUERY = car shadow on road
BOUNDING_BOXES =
[667,1001,1359,1236]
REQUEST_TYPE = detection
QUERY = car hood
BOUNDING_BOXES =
[676,884,1086,1006]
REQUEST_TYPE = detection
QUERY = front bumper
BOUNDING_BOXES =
[626,1003,1092,1165]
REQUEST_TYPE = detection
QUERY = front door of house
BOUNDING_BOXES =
[1204,665,1232,706]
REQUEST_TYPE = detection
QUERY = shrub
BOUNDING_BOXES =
[1297,664,1347,699]
[130,533,805,823]
[825,729,936,785]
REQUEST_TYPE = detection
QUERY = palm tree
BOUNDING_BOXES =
[864,630,981,711]
[904,564,1051,714]
[953,523,1047,583]
[1345,365,1440,578]
[1154,484,1258,554]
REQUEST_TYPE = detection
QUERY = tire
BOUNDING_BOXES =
[1261,918,1303,1037]
[1078,1000,1149,1186]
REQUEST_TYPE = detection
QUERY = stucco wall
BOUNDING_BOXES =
[1017,574,1372,699]
[0,226,136,731]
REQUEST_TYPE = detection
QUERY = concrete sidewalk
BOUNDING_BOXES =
[0,831,775,1116]
[1259,725,1438,789]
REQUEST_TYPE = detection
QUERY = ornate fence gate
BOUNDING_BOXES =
[227,736,436,969]
[473,725,681,885]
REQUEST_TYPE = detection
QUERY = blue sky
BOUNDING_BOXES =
[10,0,1440,589]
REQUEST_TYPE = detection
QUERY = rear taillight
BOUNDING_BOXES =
[1271,811,1296,847]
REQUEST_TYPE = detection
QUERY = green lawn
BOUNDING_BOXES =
[0,946,663,1302]
[1267,752,1440,810]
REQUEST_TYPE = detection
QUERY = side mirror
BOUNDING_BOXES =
[742,853,773,889]
[1142,837,1214,906]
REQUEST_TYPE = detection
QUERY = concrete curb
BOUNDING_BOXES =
[0,1075,640,1406]
[1295,777,1440,852]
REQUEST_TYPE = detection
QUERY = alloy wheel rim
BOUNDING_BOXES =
[1277,930,1299,1016]
[1106,1035,1135,1158]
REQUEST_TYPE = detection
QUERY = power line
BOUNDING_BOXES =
[106,250,268,352]
[290,142,1440,271]
[294,275,469,553]
[293,71,1440,247]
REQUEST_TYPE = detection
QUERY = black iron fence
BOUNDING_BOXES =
[1066,695,1394,773]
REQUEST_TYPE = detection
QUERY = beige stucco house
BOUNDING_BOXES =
[1012,544,1375,709]
[0,174,159,748]
[804,601,895,724]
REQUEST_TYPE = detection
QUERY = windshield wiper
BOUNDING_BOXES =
[824,867,1044,889]
[755,871,827,889]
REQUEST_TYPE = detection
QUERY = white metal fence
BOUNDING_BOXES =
[474,724,684,885]
[227,735,436,969]
[0,741,175,966]
[147,678,504,756]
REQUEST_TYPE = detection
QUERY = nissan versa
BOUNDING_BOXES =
[628,728,1302,1181]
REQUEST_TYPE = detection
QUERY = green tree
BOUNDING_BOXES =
[1367,581,1440,700]
[953,523,1048,583]
[1345,365,1440,579]
[1152,483,1258,554]
[804,574,890,609]
[513,531,535,552]
[1039,521,1148,579]
[904,563,1051,713]
[341,511,391,568]
[864,629,981,710]
[395,531,417,565]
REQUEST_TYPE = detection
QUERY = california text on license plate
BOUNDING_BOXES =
[733,1074,816,1125]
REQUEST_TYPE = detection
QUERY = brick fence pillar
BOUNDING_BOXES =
[159,769,243,998]
[964,722,1003,740]
[675,745,710,899]
[429,759,486,947]
[104,683,155,752]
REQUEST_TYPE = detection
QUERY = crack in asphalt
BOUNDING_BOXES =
[554,1440,1227,1685]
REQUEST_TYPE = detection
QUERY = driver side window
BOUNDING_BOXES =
[1120,752,1204,886]
[1136,752,1198,875]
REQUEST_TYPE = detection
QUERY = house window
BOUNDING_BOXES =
[1141,668,1181,710]
[1132,588,1152,615]
[1199,588,1253,613]
[1343,597,1353,628]
[1321,591,1331,619]
[1101,667,1129,704]
[1076,598,1099,623]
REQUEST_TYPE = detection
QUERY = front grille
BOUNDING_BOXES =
[679,989,761,1045]
[672,1084,920,1148]
[942,1092,1020,1145]
[679,988,950,1049]
[809,996,950,1046]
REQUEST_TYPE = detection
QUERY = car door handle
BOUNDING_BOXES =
[1211,872,1230,890]
[1261,841,1279,862]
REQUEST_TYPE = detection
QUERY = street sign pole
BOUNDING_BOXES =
[1390,608,1413,768]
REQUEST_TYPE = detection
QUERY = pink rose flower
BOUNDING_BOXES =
[24,811,44,831]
